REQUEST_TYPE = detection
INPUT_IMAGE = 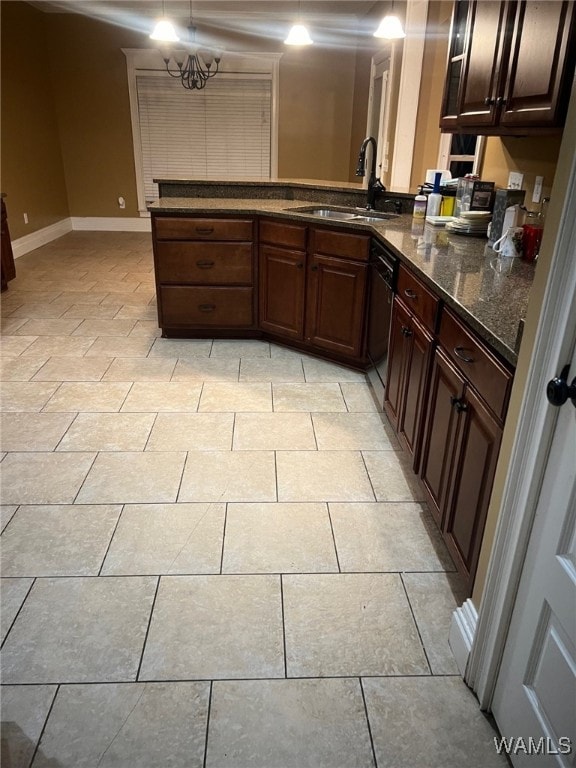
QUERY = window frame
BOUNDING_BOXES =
[123,48,281,215]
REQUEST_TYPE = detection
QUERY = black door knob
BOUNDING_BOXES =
[546,364,576,408]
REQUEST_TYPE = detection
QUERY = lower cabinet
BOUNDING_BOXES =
[259,243,306,339]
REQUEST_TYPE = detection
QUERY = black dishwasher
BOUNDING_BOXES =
[366,239,396,410]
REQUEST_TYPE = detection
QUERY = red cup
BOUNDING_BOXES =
[522,224,543,262]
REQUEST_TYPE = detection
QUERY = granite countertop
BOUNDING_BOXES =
[149,196,535,365]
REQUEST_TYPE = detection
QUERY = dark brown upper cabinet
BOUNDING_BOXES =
[440,0,576,134]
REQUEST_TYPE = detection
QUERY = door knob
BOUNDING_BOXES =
[546,364,576,408]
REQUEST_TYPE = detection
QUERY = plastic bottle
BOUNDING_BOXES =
[412,186,427,219]
[426,172,443,217]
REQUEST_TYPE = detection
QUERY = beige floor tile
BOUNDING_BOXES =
[269,344,305,360]
[0,505,121,577]
[223,502,338,573]
[43,381,131,412]
[402,572,467,675]
[363,677,509,768]
[340,382,379,411]
[272,382,347,412]
[83,336,153,358]
[0,357,47,381]
[72,318,136,336]
[1,504,18,532]
[206,679,375,768]
[1,577,34,642]
[76,451,186,504]
[101,502,225,575]
[0,685,57,768]
[32,356,113,382]
[113,303,158,318]
[33,682,210,768]
[129,320,162,337]
[22,335,97,358]
[57,412,155,451]
[9,302,72,319]
[277,450,375,502]
[147,412,234,451]
[362,450,428,501]
[283,573,429,677]
[0,412,75,451]
[13,319,82,336]
[102,357,176,382]
[0,452,96,504]
[89,280,140,294]
[211,340,271,357]
[233,413,316,450]
[140,575,284,680]
[0,336,38,356]
[60,303,122,319]
[329,502,454,573]
[148,338,212,357]
[302,358,366,382]
[312,412,394,450]
[239,359,304,382]
[199,382,272,412]
[0,317,28,333]
[179,450,277,502]
[0,381,58,411]
[53,291,110,305]
[171,358,240,382]
[1,576,157,683]
[121,381,201,411]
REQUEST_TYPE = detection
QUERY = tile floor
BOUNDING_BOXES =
[0,232,509,767]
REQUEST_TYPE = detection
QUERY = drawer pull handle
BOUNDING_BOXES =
[404,288,417,300]
[196,260,215,269]
[198,303,216,312]
[195,227,214,235]
[454,346,475,363]
[450,396,468,413]
[401,326,412,338]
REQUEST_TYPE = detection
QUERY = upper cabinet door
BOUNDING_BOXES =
[499,0,576,129]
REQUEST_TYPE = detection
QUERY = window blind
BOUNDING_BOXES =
[136,75,272,201]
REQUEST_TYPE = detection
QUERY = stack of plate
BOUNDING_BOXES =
[445,210,492,236]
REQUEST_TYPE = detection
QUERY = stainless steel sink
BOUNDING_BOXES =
[288,206,399,222]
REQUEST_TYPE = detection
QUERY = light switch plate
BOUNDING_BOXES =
[508,171,524,190]
[532,176,544,203]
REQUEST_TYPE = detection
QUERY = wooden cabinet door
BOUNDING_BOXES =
[499,0,576,129]
[305,254,367,359]
[443,385,502,592]
[384,298,411,431]
[399,315,434,471]
[259,244,306,340]
[419,349,465,526]
[457,0,509,127]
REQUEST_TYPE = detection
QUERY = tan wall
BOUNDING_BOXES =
[0,2,69,240]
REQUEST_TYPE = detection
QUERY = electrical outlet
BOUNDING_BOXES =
[118,196,126,209]
[508,172,524,190]
[532,176,544,204]
[23,212,29,224]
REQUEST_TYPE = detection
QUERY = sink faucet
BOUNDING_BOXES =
[356,136,386,210]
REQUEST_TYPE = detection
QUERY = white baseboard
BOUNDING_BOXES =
[449,599,479,678]
[12,218,73,258]
[70,217,151,232]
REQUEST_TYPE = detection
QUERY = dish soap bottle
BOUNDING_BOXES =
[427,172,443,217]
[413,186,427,219]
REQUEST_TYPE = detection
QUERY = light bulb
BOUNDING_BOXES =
[284,24,313,45]
[150,19,180,42]
[374,15,406,39]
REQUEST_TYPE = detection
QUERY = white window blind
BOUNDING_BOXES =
[136,75,272,201]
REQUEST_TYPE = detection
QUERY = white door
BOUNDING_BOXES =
[366,54,392,184]
[491,344,576,766]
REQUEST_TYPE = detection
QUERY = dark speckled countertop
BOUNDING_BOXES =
[149,195,535,366]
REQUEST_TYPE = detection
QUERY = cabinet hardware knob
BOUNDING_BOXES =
[311,264,318,271]
[196,260,215,268]
[454,346,475,363]
[450,395,468,412]
[484,96,495,106]
[401,326,413,337]
[546,364,576,408]
[195,227,214,235]
[198,304,216,312]
[404,288,417,299]
[495,96,506,106]
[297,262,304,269]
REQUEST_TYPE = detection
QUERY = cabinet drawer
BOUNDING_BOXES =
[159,286,254,327]
[154,217,253,241]
[155,242,253,284]
[397,264,439,333]
[311,228,370,261]
[259,219,307,250]
[439,308,513,420]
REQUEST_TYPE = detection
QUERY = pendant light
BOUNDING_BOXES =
[150,0,180,42]
[374,2,406,40]
[284,0,313,45]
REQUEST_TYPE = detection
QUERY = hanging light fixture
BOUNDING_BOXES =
[159,1,222,90]
[374,2,406,39]
[284,0,313,45]
[150,0,179,42]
